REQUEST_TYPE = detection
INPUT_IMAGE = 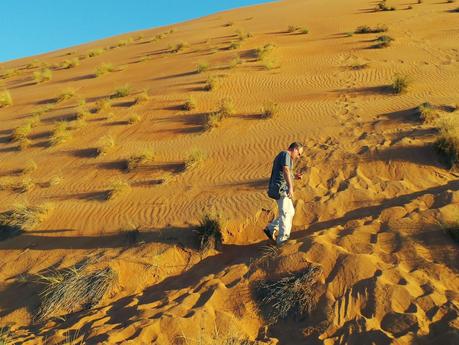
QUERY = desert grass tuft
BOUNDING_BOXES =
[128,113,141,124]
[229,56,242,69]
[235,29,252,41]
[355,24,388,34]
[417,102,438,124]
[0,202,53,241]
[255,43,276,61]
[95,98,112,114]
[111,84,131,98]
[135,89,150,104]
[106,178,131,200]
[435,120,459,168]
[126,149,155,171]
[196,61,209,73]
[47,175,63,187]
[95,63,116,77]
[22,160,38,175]
[60,58,80,69]
[0,89,13,107]
[56,88,76,103]
[260,102,278,119]
[254,264,323,323]
[372,35,394,48]
[204,76,219,91]
[50,122,72,146]
[33,68,52,83]
[35,263,117,321]
[195,214,223,252]
[14,177,34,193]
[377,0,396,11]
[391,74,409,94]
[183,96,197,111]
[184,149,206,170]
[11,123,32,143]
[348,61,369,70]
[170,41,189,53]
[287,25,300,33]
[87,48,105,57]
[96,135,115,156]
[229,41,241,50]
[204,99,234,130]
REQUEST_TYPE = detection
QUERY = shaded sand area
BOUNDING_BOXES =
[0,0,458,343]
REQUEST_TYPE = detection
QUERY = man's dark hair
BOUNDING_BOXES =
[288,142,303,150]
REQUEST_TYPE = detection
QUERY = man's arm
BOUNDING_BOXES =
[283,166,294,198]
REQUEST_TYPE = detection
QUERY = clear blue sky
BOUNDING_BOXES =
[0,0,272,63]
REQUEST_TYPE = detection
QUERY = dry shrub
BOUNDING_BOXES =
[377,0,395,11]
[204,100,234,130]
[196,61,209,73]
[128,113,141,124]
[111,84,131,98]
[348,61,369,70]
[95,98,112,114]
[11,123,32,143]
[50,122,72,146]
[171,41,188,53]
[204,76,219,91]
[229,41,241,50]
[373,35,394,48]
[95,63,116,77]
[135,89,150,104]
[47,176,63,187]
[33,68,52,83]
[87,48,105,57]
[35,263,117,321]
[60,58,80,69]
[260,102,278,119]
[183,96,197,111]
[22,160,37,175]
[195,214,223,252]
[262,57,280,70]
[96,135,115,156]
[185,149,206,169]
[0,202,53,241]
[0,89,13,107]
[355,24,388,34]
[255,43,275,61]
[106,178,131,200]
[417,102,438,124]
[229,56,242,69]
[254,264,323,323]
[0,68,20,79]
[435,120,459,168]
[126,149,155,171]
[14,177,34,193]
[56,88,76,103]
[391,74,409,94]
[235,29,252,41]
[287,25,299,33]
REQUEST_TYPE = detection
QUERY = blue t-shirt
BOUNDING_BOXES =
[268,151,292,199]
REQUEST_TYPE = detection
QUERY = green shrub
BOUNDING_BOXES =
[373,35,394,48]
[183,96,197,111]
[111,84,131,98]
[195,214,223,251]
[196,61,209,73]
[0,89,13,107]
[33,68,52,83]
[391,74,409,94]
[126,149,155,171]
[254,265,323,323]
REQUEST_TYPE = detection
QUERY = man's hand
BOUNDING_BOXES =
[288,186,294,199]
[294,172,303,180]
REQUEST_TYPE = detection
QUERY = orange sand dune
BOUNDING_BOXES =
[0,0,458,344]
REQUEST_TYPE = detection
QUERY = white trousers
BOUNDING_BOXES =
[267,197,295,244]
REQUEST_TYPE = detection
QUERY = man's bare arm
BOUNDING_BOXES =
[283,166,293,197]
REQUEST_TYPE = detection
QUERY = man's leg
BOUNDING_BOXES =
[277,197,295,245]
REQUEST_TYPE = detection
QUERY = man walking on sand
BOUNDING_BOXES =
[264,142,304,246]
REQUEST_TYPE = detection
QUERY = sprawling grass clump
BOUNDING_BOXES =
[204,99,234,130]
[373,35,394,48]
[196,61,209,73]
[204,76,220,91]
[36,263,117,321]
[50,122,72,146]
[95,63,116,77]
[96,135,115,156]
[355,24,388,34]
[87,48,105,57]
[185,149,206,170]
[0,89,13,107]
[391,74,409,94]
[435,120,459,168]
[260,102,279,119]
[255,43,276,61]
[183,96,197,111]
[106,178,131,200]
[60,58,80,69]
[111,85,131,98]
[254,265,323,323]
[56,88,76,103]
[33,68,52,83]
[417,102,438,124]
[126,149,155,171]
[195,214,223,252]
[11,123,32,143]
[0,202,53,241]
